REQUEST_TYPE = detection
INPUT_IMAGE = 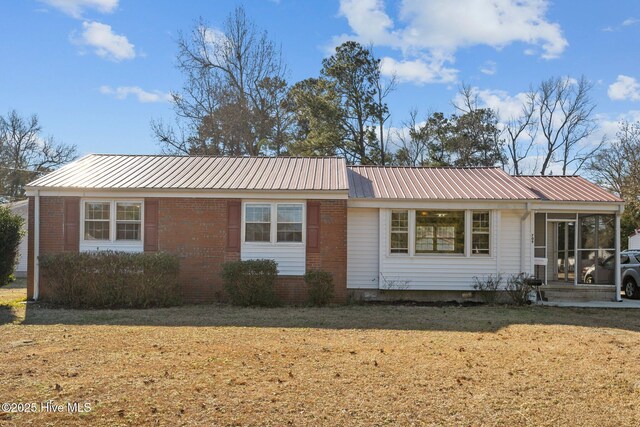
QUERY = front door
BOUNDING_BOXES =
[554,221,575,283]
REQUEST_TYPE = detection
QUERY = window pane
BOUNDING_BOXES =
[580,215,596,249]
[598,215,615,249]
[116,203,141,221]
[85,221,110,240]
[277,223,302,242]
[390,232,408,253]
[472,234,490,254]
[116,223,141,241]
[85,202,110,220]
[246,223,271,242]
[415,211,464,254]
[472,212,490,232]
[391,210,408,231]
[246,205,271,223]
[415,225,434,252]
[277,204,302,223]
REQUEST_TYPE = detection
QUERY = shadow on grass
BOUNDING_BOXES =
[18,302,640,333]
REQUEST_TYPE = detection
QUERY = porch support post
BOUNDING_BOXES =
[615,211,622,302]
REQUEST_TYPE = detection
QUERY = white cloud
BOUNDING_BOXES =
[99,86,171,103]
[74,21,135,61]
[334,0,567,85]
[479,60,497,75]
[622,17,639,26]
[40,0,118,18]
[381,57,457,84]
[608,75,640,101]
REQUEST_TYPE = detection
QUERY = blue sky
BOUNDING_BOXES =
[1,0,639,158]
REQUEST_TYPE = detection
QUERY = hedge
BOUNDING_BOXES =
[220,259,279,307]
[39,251,181,308]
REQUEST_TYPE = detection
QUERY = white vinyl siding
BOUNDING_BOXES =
[499,211,525,275]
[347,208,379,288]
[241,201,306,276]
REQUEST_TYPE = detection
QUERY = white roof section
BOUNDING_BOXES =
[26,155,349,192]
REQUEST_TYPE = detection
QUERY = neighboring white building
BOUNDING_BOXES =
[5,200,28,277]
[629,229,640,250]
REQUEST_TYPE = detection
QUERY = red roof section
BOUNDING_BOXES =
[512,175,623,203]
[348,166,538,200]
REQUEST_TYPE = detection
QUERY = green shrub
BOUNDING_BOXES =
[0,205,25,287]
[220,259,279,307]
[39,251,181,308]
[304,270,334,306]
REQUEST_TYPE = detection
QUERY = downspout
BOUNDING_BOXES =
[614,204,624,302]
[520,202,532,273]
[33,190,40,301]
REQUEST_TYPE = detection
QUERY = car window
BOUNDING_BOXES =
[603,256,615,268]
[621,255,630,264]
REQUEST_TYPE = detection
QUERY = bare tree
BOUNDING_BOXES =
[504,90,537,175]
[588,120,640,198]
[0,110,76,200]
[153,7,290,156]
[537,76,600,175]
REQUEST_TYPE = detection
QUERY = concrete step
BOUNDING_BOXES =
[541,286,617,302]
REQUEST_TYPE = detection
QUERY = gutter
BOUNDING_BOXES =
[33,190,40,300]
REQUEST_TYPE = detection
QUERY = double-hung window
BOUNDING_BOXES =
[116,202,142,241]
[471,211,490,255]
[245,204,271,242]
[84,202,110,240]
[244,203,304,244]
[390,210,409,254]
[82,200,143,244]
[277,204,303,242]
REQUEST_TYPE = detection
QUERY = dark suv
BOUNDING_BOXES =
[583,250,640,299]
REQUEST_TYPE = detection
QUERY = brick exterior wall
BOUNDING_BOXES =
[27,196,66,299]
[28,196,348,305]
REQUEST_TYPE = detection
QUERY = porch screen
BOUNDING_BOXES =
[577,214,615,285]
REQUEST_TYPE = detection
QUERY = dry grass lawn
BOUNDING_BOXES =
[1,281,640,426]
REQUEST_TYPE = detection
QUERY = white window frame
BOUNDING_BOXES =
[80,199,144,248]
[242,201,305,246]
[388,209,493,258]
[471,210,491,256]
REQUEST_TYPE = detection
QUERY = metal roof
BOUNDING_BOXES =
[512,176,624,203]
[347,166,539,200]
[26,155,349,192]
[27,155,622,203]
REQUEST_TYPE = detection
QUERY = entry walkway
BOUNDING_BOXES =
[540,299,640,308]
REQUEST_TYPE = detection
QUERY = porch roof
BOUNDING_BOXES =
[512,176,624,203]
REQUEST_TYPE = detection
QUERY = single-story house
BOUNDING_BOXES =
[4,199,29,277]
[25,155,625,303]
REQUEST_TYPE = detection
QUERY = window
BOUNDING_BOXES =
[390,210,409,254]
[277,204,303,242]
[82,200,143,244]
[244,202,304,244]
[84,202,110,240]
[116,202,142,241]
[245,204,271,242]
[415,211,464,254]
[471,211,490,255]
